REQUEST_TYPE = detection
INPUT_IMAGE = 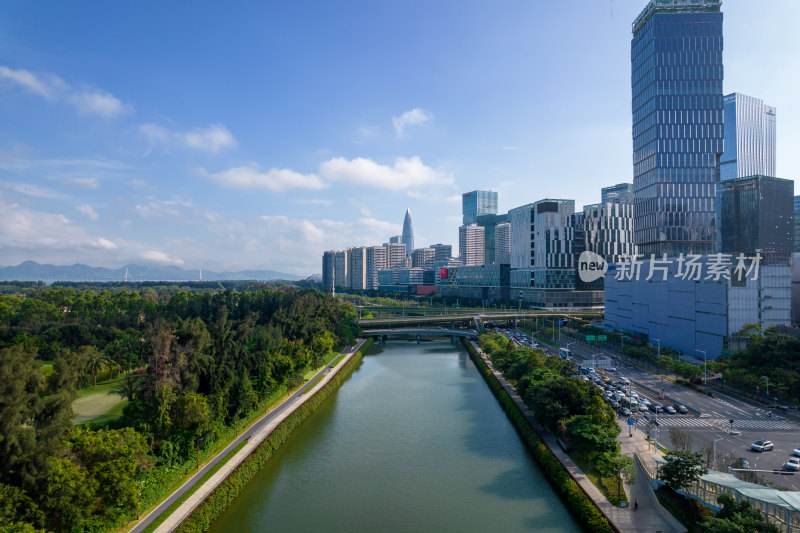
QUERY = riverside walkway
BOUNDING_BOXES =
[131,340,366,533]
[469,341,685,533]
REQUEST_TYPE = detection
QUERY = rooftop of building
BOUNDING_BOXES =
[633,0,721,34]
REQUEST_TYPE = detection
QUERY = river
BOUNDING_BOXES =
[208,340,581,532]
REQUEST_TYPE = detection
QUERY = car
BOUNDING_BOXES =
[784,458,800,471]
[619,377,630,385]
[751,440,775,452]
[736,458,751,469]
[611,401,620,409]
[649,404,663,413]
[663,405,677,415]
[675,404,689,414]
[629,391,639,399]
[620,407,632,417]
[638,399,651,408]
[793,447,800,457]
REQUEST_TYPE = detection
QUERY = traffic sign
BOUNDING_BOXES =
[558,320,564,326]
[586,335,596,341]
[598,335,607,341]
[627,419,635,426]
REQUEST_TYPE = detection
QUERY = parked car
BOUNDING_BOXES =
[783,458,800,471]
[736,458,751,469]
[793,447,800,457]
[751,440,775,452]
[675,404,689,414]
[663,405,677,415]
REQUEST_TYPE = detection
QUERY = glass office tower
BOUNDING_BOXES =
[720,175,793,254]
[631,0,724,257]
[462,190,498,225]
[721,93,776,180]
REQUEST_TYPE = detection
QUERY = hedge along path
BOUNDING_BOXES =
[168,339,372,533]
[462,339,616,533]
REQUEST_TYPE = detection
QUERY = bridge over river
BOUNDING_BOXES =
[362,328,478,343]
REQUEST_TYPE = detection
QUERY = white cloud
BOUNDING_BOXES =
[319,155,451,191]
[68,89,132,118]
[135,198,193,219]
[1,181,63,199]
[183,124,236,153]
[392,108,432,138]
[205,164,326,191]
[61,176,101,189]
[141,249,184,266]
[0,198,118,255]
[77,204,99,220]
[0,65,131,118]
[140,123,236,154]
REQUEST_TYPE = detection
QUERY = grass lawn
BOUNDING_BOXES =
[73,376,127,425]
[40,361,54,377]
[571,453,628,506]
[302,350,342,381]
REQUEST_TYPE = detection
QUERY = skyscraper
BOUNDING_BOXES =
[719,176,793,254]
[631,0,724,257]
[495,222,511,265]
[721,93,776,180]
[462,190,498,225]
[459,224,485,266]
[401,209,415,254]
[601,183,634,204]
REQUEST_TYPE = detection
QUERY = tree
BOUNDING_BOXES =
[668,427,694,451]
[597,452,635,485]
[659,449,708,493]
[701,493,779,533]
[42,456,97,532]
[80,346,110,388]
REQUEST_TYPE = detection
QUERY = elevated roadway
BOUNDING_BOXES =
[358,310,602,328]
[362,328,478,342]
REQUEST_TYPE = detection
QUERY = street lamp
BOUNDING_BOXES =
[696,349,707,393]
[712,437,725,468]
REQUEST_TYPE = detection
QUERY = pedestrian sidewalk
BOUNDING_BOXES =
[471,341,686,533]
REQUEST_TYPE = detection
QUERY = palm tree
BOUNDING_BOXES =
[83,347,111,388]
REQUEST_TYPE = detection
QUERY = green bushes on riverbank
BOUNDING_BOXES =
[176,340,371,533]
[462,339,613,533]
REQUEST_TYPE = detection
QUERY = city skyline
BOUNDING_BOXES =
[1,1,798,275]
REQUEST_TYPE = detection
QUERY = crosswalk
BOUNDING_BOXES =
[635,416,798,431]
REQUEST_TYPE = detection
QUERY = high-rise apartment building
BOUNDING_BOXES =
[411,247,436,269]
[401,209,415,254]
[322,250,336,290]
[385,242,407,269]
[601,183,634,204]
[721,93,776,180]
[459,224,485,266]
[389,235,401,244]
[495,222,511,265]
[631,0,724,257]
[334,250,348,289]
[475,213,510,265]
[719,176,794,254]
[366,245,387,291]
[431,243,453,262]
[509,203,535,269]
[462,190,498,224]
[346,246,367,290]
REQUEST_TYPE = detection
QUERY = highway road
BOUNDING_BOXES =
[130,340,366,533]
[501,328,800,491]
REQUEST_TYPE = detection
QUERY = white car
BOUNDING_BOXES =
[793,447,800,457]
[751,440,774,452]
[629,391,639,399]
[784,458,800,471]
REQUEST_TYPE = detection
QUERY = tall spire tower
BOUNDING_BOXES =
[401,209,415,255]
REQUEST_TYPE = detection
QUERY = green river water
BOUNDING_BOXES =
[208,341,581,532]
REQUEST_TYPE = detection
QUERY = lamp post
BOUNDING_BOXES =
[696,349,707,393]
[712,437,725,468]
[566,342,577,356]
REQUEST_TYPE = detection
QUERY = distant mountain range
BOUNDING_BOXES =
[0,261,303,282]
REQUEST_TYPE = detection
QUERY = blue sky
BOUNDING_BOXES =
[1,1,797,276]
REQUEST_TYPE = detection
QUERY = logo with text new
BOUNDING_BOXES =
[578,251,607,283]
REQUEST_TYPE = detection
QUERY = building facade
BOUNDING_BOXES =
[346,246,367,290]
[431,243,453,262]
[322,250,336,290]
[411,247,436,269]
[385,242,407,270]
[601,183,634,204]
[720,93,776,181]
[720,175,794,254]
[366,245,387,291]
[794,196,800,253]
[401,209,415,254]
[459,223,485,266]
[495,222,511,265]
[631,0,724,257]
[462,190,498,224]
[583,202,638,264]
[334,250,348,290]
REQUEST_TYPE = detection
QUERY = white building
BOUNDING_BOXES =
[366,245,387,291]
[346,246,366,291]
[459,224,485,266]
[721,93,776,180]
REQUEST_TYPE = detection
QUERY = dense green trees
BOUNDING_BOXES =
[0,285,359,531]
